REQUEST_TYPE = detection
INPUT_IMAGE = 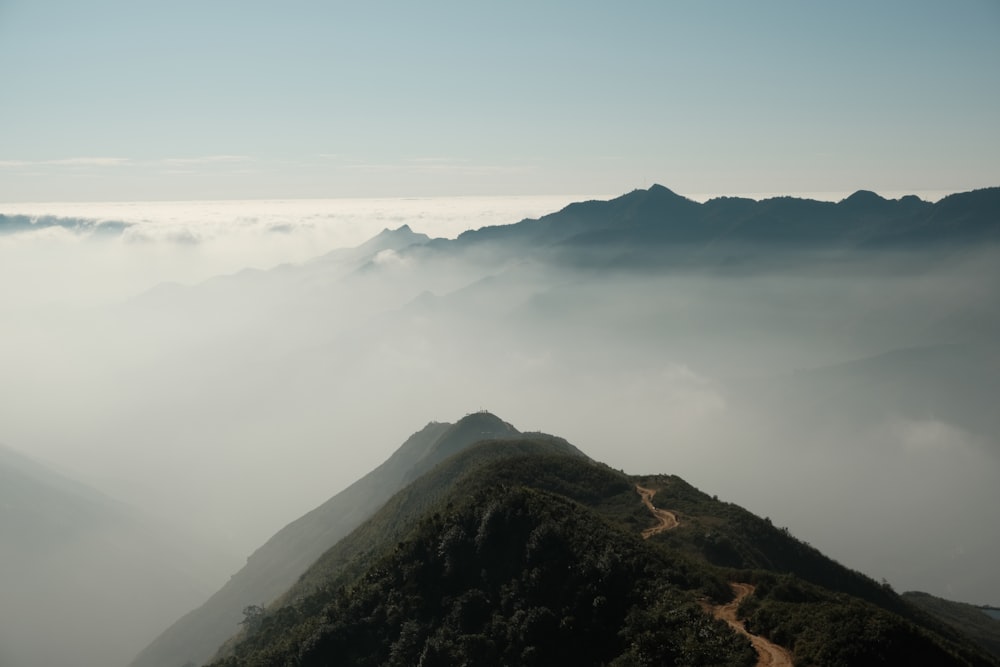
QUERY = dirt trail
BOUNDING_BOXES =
[708,583,793,667]
[635,485,679,538]
[633,488,791,666]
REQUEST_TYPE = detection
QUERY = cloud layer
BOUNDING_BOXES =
[1,193,998,666]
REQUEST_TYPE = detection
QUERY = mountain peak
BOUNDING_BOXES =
[839,189,888,206]
[456,409,504,422]
[352,224,429,256]
[647,183,682,197]
[621,183,692,203]
[417,411,520,467]
[380,224,413,235]
[453,410,517,431]
[369,224,425,243]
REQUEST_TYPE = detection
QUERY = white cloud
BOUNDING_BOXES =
[49,157,131,167]
[0,155,255,172]
[0,157,130,168]
[160,155,252,166]
[373,248,406,266]
[0,195,597,307]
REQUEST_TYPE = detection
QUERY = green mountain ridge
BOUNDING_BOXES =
[130,413,526,667]
[195,414,996,667]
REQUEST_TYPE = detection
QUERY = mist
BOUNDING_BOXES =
[2,194,999,665]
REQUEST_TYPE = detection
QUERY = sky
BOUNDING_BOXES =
[1,0,998,202]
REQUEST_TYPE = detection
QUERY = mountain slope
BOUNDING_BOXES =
[213,452,755,667]
[0,444,218,667]
[902,591,1000,659]
[207,415,998,667]
[275,435,591,605]
[130,413,523,667]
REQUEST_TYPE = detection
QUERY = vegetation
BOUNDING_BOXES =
[205,429,999,666]
[739,574,994,666]
[277,437,589,603]
[902,591,1000,659]
[132,413,524,667]
[213,485,754,667]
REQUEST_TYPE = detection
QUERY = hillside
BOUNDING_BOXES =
[130,413,523,667]
[902,592,1000,659]
[207,414,997,667]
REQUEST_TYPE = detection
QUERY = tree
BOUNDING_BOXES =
[240,604,265,633]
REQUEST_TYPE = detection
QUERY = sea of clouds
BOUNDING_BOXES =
[2,191,996,644]
[0,195,603,308]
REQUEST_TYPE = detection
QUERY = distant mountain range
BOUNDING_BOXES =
[134,413,999,667]
[409,184,1000,269]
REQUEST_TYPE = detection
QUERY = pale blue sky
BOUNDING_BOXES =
[1,0,998,201]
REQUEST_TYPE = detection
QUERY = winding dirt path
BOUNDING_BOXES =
[633,487,791,666]
[709,583,793,667]
[635,485,679,538]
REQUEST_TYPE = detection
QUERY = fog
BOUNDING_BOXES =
[2,195,999,665]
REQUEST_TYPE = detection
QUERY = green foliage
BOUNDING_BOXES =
[613,590,756,667]
[641,475,999,666]
[239,606,265,634]
[903,591,1000,660]
[212,485,753,667]
[645,475,915,609]
[207,444,999,667]
[279,437,590,603]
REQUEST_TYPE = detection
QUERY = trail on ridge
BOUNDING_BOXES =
[635,484,679,538]
[708,583,794,667]
[634,486,792,666]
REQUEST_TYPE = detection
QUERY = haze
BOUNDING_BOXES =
[3,191,1000,666]
[1,1,998,665]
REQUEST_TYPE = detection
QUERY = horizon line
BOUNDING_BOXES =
[0,186,985,209]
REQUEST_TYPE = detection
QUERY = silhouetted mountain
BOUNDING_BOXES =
[414,185,1000,269]
[202,414,997,667]
[130,413,527,667]
[312,224,431,266]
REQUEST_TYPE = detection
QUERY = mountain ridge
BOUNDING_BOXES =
[433,185,1000,266]
[130,413,547,667]
[202,413,998,667]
